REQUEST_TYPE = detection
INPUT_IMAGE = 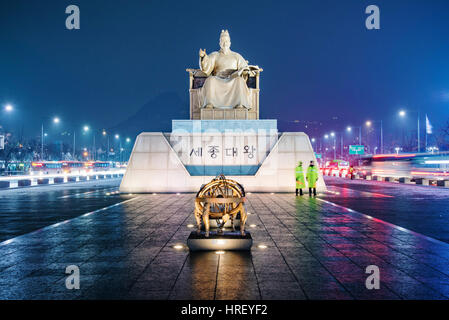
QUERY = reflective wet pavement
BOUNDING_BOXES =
[322,176,449,243]
[1,189,449,300]
[0,179,125,242]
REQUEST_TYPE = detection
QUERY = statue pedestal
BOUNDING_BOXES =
[200,108,257,120]
[120,131,326,193]
[187,231,252,251]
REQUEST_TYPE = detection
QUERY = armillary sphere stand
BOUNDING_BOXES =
[188,175,252,251]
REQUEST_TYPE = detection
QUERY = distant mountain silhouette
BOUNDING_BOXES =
[110,92,189,137]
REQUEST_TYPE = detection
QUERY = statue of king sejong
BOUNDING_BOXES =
[198,30,260,110]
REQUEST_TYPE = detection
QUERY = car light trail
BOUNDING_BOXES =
[411,171,449,176]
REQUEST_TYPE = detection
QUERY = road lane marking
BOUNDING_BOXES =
[58,190,98,199]
[327,185,394,198]
[315,197,449,248]
[58,187,118,199]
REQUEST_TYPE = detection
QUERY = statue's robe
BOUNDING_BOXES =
[199,50,252,109]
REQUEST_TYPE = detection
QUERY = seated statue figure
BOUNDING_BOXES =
[198,30,260,110]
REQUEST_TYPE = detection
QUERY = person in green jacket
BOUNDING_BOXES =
[306,160,318,196]
[295,161,305,196]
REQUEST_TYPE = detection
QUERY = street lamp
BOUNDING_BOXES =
[115,134,122,162]
[364,121,372,153]
[102,130,110,161]
[398,109,420,152]
[310,138,317,153]
[41,117,61,160]
[365,120,383,154]
[82,125,99,160]
[325,132,336,159]
[348,125,362,146]
[4,104,13,112]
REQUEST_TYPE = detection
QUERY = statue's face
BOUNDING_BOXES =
[220,36,231,50]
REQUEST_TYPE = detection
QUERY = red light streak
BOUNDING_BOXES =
[372,154,416,159]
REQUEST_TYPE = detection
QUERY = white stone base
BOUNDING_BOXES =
[119,132,326,193]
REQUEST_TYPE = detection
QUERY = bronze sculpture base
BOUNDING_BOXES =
[187,231,252,251]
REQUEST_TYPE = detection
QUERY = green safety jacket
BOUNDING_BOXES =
[295,165,305,189]
[306,165,319,188]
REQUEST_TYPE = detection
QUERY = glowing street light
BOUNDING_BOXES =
[126,137,131,143]
[4,104,13,112]
[365,120,372,127]
[346,126,352,132]
[398,108,421,152]
[41,116,61,160]
[324,134,329,139]
[115,134,119,139]
[83,125,89,132]
[330,132,336,159]
[102,130,107,136]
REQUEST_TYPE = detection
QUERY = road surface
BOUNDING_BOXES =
[0,178,133,242]
[321,176,449,243]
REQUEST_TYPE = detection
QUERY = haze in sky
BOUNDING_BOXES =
[1,0,449,137]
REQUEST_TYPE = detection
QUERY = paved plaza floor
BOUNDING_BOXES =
[1,192,449,300]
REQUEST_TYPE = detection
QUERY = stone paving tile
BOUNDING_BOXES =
[1,193,449,299]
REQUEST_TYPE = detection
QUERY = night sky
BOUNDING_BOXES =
[1,0,449,139]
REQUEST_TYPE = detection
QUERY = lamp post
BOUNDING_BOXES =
[345,126,353,158]
[83,125,104,161]
[324,134,329,157]
[398,109,420,152]
[365,120,383,154]
[330,132,336,159]
[84,125,102,161]
[41,117,60,161]
[125,137,131,162]
[115,134,121,162]
[348,126,362,146]
[102,130,109,161]
[82,125,91,160]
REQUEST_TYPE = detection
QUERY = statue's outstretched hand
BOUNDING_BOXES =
[199,48,206,58]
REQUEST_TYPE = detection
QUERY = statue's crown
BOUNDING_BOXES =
[220,29,230,39]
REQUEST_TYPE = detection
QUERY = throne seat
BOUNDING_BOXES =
[186,68,261,120]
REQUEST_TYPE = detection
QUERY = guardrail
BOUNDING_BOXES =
[0,170,125,190]
[321,170,449,188]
